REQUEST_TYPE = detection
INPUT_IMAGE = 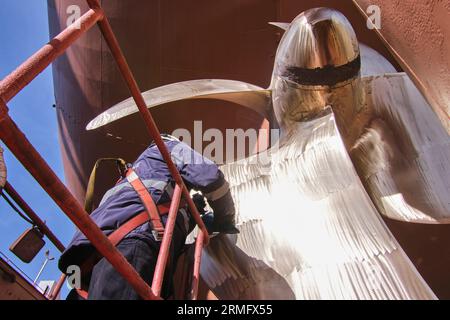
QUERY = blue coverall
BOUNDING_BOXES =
[59,137,235,299]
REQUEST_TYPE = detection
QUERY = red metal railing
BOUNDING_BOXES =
[4,182,66,252]
[3,182,66,299]
[0,0,209,300]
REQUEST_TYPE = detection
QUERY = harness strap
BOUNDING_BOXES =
[76,206,170,299]
[84,158,127,214]
[105,199,187,245]
[126,169,165,241]
[76,288,88,300]
[108,211,152,246]
[76,168,185,299]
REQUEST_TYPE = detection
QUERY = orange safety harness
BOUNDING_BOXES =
[125,169,166,241]
[76,167,184,299]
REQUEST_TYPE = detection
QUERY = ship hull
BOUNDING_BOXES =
[48,0,450,299]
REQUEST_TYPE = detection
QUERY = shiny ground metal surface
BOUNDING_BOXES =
[84,7,449,299]
[49,0,401,202]
[198,9,447,298]
[268,9,449,227]
[87,80,271,130]
[350,74,450,223]
[200,110,435,299]
[359,43,396,76]
[272,8,359,73]
[270,9,364,149]
[353,0,450,134]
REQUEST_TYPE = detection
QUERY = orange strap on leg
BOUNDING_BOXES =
[126,169,165,241]
[76,207,172,299]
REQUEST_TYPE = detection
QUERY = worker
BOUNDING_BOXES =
[59,134,238,300]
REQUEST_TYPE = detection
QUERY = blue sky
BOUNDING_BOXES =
[0,0,74,298]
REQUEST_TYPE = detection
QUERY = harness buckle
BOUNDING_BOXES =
[152,229,164,242]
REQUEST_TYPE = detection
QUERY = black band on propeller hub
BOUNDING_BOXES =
[281,55,361,87]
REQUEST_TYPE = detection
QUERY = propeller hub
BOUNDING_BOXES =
[273,8,360,87]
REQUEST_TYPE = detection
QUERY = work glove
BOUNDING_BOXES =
[201,212,239,235]
[192,193,208,215]
[201,212,215,235]
[193,192,239,235]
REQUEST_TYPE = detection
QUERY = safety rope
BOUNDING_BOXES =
[1,190,34,225]
[0,147,40,227]
[84,158,127,213]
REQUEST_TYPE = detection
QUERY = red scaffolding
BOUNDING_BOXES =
[0,0,209,300]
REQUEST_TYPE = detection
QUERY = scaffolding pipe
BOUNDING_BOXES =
[49,273,66,300]
[0,145,6,191]
[87,0,210,246]
[4,181,65,252]
[0,111,158,300]
[0,0,209,300]
[191,231,205,300]
[151,184,182,297]
[0,8,103,103]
